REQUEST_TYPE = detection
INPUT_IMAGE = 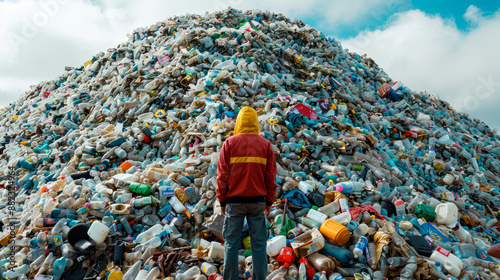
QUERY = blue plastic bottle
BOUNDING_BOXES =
[53,257,66,280]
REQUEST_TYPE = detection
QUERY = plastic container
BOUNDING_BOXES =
[87,221,110,244]
[329,212,351,225]
[435,203,458,225]
[394,199,406,216]
[267,235,287,257]
[429,247,463,271]
[291,228,325,258]
[208,241,224,259]
[353,236,368,259]
[307,253,335,274]
[277,247,296,266]
[306,209,328,223]
[319,220,350,246]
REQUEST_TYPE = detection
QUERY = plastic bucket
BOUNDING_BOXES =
[320,220,350,246]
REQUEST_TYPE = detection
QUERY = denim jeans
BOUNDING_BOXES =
[223,202,268,280]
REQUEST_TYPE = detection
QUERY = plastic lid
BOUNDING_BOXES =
[312,206,318,210]
[394,199,404,206]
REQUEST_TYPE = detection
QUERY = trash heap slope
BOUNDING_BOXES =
[0,7,500,280]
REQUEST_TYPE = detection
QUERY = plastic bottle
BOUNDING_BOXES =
[339,198,349,213]
[353,236,368,259]
[129,183,152,195]
[4,264,30,279]
[135,224,163,244]
[201,262,218,276]
[144,266,161,280]
[335,181,364,193]
[123,259,143,280]
[53,257,67,280]
[176,266,201,280]
[299,258,307,280]
[394,199,406,216]
[266,264,288,280]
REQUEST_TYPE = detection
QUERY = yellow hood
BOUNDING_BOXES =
[233,107,260,135]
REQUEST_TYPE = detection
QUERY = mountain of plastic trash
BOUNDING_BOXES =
[1,7,500,280]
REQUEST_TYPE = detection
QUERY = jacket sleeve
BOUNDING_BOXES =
[216,140,230,207]
[265,142,278,206]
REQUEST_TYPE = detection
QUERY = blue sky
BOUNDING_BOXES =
[0,0,499,129]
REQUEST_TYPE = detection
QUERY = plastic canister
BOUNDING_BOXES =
[298,181,315,194]
[435,203,458,225]
[319,220,350,246]
[267,235,287,257]
[429,247,463,271]
[208,242,224,259]
[87,221,110,244]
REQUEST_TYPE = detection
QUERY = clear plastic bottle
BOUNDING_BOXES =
[144,266,160,280]
[201,262,217,276]
[176,266,201,280]
[266,264,288,280]
[135,224,163,244]
[123,259,143,280]
[4,264,30,279]
[299,258,307,280]
[38,251,54,274]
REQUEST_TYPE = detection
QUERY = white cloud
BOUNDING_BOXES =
[464,5,484,25]
[0,0,402,108]
[343,9,500,130]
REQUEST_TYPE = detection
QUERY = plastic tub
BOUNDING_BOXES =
[291,228,325,258]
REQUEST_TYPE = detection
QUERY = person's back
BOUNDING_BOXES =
[216,106,277,280]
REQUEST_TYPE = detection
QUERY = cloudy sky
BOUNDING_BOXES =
[1,0,499,129]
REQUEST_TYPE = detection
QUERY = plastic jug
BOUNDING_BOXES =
[435,203,458,225]
[429,247,463,271]
[87,221,110,244]
[267,235,287,257]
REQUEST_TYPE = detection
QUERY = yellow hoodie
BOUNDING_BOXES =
[233,106,260,135]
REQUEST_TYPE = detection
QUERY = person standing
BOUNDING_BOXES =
[216,106,277,280]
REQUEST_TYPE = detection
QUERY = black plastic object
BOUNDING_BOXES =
[307,191,325,207]
[70,170,92,180]
[407,234,433,257]
[74,239,95,254]
[380,199,396,217]
[114,241,125,266]
[67,223,91,246]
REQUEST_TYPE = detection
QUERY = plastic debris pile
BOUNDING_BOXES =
[1,7,500,280]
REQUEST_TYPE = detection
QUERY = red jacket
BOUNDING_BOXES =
[216,107,277,206]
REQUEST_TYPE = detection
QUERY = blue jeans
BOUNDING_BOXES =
[223,202,268,280]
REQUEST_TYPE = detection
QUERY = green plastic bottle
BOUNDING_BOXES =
[129,183,152,195]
